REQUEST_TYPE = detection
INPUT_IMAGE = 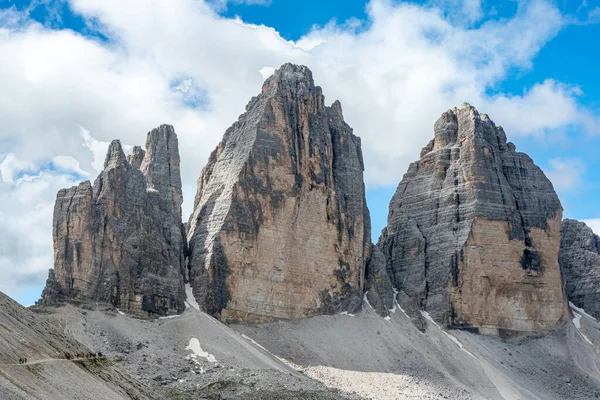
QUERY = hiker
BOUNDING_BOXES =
[18,358,22,364]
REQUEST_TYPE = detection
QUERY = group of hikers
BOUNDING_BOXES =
[63,352,103,360]
[17,352,104,365]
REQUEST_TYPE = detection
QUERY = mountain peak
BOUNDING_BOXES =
[103,140,127,169]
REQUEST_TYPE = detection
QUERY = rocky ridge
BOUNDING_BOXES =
[41,125,186,316]
[187,63,371,323]
[560,219,600,318]
[373,103,569,335]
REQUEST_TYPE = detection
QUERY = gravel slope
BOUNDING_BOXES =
[235,303,600,400]
[39,302,363,399]
[27,293,600,399]
[0,292,160,400]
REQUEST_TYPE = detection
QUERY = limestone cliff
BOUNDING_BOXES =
[40,125,186,316]
[377,103,568,335]
[560,219,600,318]
[187,63,371,323]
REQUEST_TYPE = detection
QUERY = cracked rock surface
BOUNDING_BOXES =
[560,219,600,318]
[376,103,568,335]
[41,125,186,316]
[187,63,371,323]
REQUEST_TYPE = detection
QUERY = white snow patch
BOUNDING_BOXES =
[159,314,180,320]
[147,187,159,193]
[185,283,200,310]
[363,292,373,310]
[389,288,410,319]
[573,312,583,329]
[570,302,597,321]
[420,310,438,326]
[186,338,217,363]
[241,334,268,352]
[116,309,125,316]
[338,311,355,317]
[572,312,594,346]
[420,311,476,358]
[202,311,220,325]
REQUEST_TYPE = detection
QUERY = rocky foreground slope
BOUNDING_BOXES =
[31,291,600,400]
[41,126,186,316]
[235,302,600,400]
[187,63,371,323]
[34,292,362,400]
[560,219,600,318]
[373,103,568,335]
[0,292,160,400]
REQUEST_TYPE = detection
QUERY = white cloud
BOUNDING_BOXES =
[430,0,484,24]
[52,155,90,177]
[259,66,276,81]
[0,0,598,303]
[0,154,35,184]
[0,161,80,301]
[543,158,586,191]
[583,219,600,236]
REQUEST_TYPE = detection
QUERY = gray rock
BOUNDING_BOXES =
[365,245,394,317]
[40,125,186,316]
[560,219,600,318]
[187,63,371,322]
[378,103,568,335]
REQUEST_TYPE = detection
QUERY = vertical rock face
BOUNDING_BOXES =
[41,125,186,315]
[187,63,371,323]
[378,103,568,335]
[560,219,600,318]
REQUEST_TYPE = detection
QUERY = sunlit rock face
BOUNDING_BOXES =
[560,219,600,318]
[187,63,371,323]
[377,103,568,336]
[41,125,186,316]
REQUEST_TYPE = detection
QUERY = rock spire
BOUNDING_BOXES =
[187,63,371,323]
[41,125,186,316]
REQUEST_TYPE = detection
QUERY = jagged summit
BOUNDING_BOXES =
[422,103,513,156]
[187,63,371,323]
[40,125,186,316]
[370,104,568,336]
[104,140,127,169]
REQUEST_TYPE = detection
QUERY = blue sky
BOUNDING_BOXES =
[1,0,599,306]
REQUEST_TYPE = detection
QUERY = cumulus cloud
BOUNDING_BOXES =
[583,219,600,235]
[543,158,586,191]
[0,161,81,301]
[0,0,599,303]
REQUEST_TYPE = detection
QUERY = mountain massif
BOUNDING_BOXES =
[373,103,568,336]
[23,63,600,399]
[186,63,371,323]
[41,125,186,316]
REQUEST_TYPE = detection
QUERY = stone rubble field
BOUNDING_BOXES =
[36,294,600,400]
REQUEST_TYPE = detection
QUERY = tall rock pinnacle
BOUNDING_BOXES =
[41,125,186,316]
[560,219,600,318]
[187,63,371,323]
[375,103,568,335]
